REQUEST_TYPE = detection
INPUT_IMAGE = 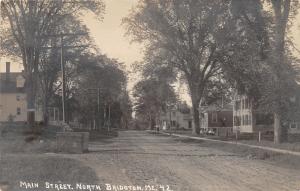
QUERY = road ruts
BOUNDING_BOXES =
[71,130,300,191]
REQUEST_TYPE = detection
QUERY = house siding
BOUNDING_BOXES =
[0,93,27,121]
[0,65,43,122]
[233,94,275,133]
[0,93,43,122]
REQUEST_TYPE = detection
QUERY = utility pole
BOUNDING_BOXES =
[86,88,101,129]
[60,34,66,123]
[41,32,88,124]
[97,88,100,116]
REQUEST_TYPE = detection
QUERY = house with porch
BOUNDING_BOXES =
[233,94,273,133]
[199,103,233,135]
[233,94,300,134]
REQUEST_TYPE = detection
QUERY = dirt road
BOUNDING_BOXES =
[69,130,300,191]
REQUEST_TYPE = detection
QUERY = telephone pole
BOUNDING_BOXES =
[41,32,88,123]
[60,34,66,123]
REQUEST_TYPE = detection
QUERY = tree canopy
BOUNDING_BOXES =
[0,0,105,126]
[124,0,233,134]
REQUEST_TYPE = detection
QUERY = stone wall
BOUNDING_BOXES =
[56,132,89,154]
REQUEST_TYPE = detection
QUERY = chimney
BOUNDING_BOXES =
[6,62,10,81]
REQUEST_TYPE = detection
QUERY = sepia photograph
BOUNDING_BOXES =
[0,0,300,190]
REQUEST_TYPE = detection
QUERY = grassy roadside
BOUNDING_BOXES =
[195,139,300,170]
[163,129,300,152]
[0,123,119,154]
[0,123,118,191]
[152,131,300,171]
[0,123,59,154]
[0,154,99,191]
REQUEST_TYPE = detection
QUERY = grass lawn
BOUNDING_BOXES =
[0,154,99,191]
[163,129,300,152]
[239,139,300,152]
[0,123,112,191]
[158,130,300,171]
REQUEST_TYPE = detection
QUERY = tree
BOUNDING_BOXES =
[269,0,299,143]
[229,0,299,143]
[124,0,231,134]
[73,54,129,130]
[132,49,178,129]
[37,14,93,125]
[133,77,178,129]
[0,0,104,127]
[119,91,132,129]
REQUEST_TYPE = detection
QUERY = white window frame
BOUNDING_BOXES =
[290,122,297,129]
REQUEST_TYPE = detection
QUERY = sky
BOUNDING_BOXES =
[83,0,143,67]
[81,0,143,93]
[0,0,143,72]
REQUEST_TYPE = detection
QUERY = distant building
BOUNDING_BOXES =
[160,102,193,130]
[199,103,233,135]
[0,62,43,122]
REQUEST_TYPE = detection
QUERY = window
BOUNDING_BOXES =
[234,116,241,126]
[245,98,249,109]
[17,107,21,115]
[16,95,20,101]
[248,115,251,125]
[171,120,176,126]
[290,121,297,129]
[242,99,244,110]
[244,115,250,125]
[212,112,218,123]
[235,100,241,111]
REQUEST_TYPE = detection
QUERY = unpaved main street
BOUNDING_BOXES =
[72,130,300,191]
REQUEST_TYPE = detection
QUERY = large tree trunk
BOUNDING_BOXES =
[189,81,202,135]
[274,112,289,144]
[272,0,290,144]
[42,93,49,126]
[273,112,282,144]
[25,47,36,129]
[26,73,36,129]
[192,104,200,135]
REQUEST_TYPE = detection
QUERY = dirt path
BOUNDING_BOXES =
[67,130,300,191]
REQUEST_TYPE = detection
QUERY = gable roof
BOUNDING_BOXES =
[0,72,25,93]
